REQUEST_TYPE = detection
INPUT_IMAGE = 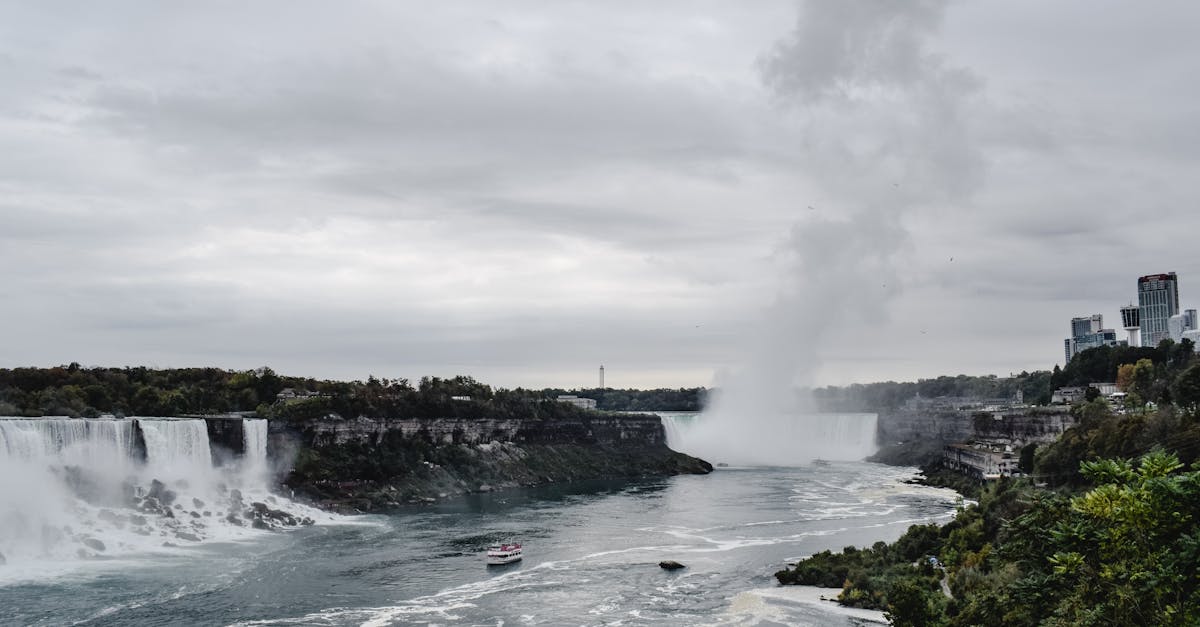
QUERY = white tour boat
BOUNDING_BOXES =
[486,543,523,566]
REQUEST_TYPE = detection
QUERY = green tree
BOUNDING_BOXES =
[1047,451,1200,625]
[1130,358,1156,405]
[885,578,947,627]
[1171,363,1200,415]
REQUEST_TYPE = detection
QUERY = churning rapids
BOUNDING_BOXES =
[0,415,961,626]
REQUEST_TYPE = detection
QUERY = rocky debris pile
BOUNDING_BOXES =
[244,500,315,530]
[21,476,325,561]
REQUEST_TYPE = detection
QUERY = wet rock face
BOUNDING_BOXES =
[244,502,315,529]
[82,538,106,552]
[147,479,178,507]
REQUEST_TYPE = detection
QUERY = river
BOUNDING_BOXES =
[1,461,960,626]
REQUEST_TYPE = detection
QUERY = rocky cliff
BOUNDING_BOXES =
[870,405,1075,466]
[876,406,1074,445]
[268,413,711,511]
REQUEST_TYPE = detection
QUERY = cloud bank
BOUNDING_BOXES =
[1,1,1199,388]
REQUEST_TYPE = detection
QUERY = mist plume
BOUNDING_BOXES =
[671,0,984,466]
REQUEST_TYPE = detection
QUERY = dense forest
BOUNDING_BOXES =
[779,338,1200,624]
[541,387,706,412]
[0,365,596,422]
[812,372,1056,410]
[0,365,705,420]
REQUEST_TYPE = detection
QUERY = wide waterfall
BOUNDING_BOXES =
[661,411,878,466]
[0,416,328,579]
[0,418,137,470]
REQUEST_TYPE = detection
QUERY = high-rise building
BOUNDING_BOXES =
[1064,313,1119,363]
[1071,314,1103,338]
[1169,310,1198,342]
[1138,272,1179,347]
[1120,304,1141,346]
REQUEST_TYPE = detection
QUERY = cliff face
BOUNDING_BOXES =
[296,414,670,448]
[269,414,710,512]
[877,407,1075,446]
[870,406,1076,467]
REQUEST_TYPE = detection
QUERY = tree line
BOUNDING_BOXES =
[812,372,1055,410]
[0,365,703,421]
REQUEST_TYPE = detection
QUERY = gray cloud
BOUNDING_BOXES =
[2,1,1199,387]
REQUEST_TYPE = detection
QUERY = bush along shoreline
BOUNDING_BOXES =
[776,450,1200,626]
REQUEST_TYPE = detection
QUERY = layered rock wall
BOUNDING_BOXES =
[877,407,1074,447]
[292,414,668,449]
[268,413,709,511]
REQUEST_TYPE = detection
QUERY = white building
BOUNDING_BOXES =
[1120,304,1140,346]
[557,395,597,410]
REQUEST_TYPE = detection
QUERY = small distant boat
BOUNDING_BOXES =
[812,459,831,466]
[486,543,523,566]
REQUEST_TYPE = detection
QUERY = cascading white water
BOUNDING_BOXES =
[0,418,135,470]
[137,419,213,480]
[662,411,877,466]
[0,416,333,580]
[242,418,269,485]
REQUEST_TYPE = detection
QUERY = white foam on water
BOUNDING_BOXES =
[718,586,889,626]
[233,564,568,627]
[0,416,343,583]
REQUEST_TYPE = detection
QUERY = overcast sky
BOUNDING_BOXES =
[2,1,1198,389]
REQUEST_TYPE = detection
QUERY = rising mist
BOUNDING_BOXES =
[669,0,983,466]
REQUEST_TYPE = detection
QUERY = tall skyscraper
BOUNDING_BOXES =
[1138,272,1179,347]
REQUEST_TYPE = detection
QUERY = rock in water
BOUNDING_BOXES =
[659,560,685,570]
[82,537,106,552]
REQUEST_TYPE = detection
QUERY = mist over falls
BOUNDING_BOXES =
[663,411,878,467]
[0,417,326,577]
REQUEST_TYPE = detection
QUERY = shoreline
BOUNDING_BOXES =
[735,586,888,624]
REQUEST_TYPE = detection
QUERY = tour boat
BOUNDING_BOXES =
[486,543,523,566]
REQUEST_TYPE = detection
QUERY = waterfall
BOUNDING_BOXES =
[0,416,330,578]
[664,411,878,466]
[655,412,695,452]
[0,418,135,469]
[242,418,269,484]
[137,419,213,479]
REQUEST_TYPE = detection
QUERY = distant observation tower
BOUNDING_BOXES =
[599,365,605,389]
[1120,304,1140,347]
